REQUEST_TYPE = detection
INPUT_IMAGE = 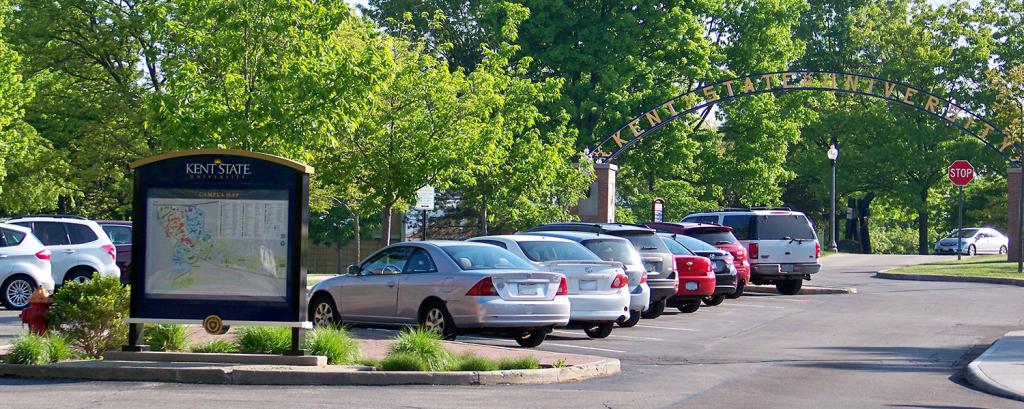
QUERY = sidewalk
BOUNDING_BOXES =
[966,330,1024,402]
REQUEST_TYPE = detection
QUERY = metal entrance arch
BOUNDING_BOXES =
[574,70,1024,264]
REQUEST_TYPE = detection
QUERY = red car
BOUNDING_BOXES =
[98,220,132,283]
[646,222,750,298]
[658,235,714,313]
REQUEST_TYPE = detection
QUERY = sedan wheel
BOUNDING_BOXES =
[2,276,35,310]
[677,299,701,313]
[583,322,614,339]
[514,329,547,348]
[640,299,666,319]
[726,280,745,299]
[310,296,338,327]
[703,294,726,306]
[617,310,641,328]
[420,302,456,340]
[1000,245,1008,255]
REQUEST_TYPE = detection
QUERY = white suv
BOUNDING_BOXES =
[683,208,821,295]
[0,223,54,309]
[7,216,120,285]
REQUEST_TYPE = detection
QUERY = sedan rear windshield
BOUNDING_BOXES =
[615,232,670,253]
[756,215,816,240]
[441,245,537,271]
[659,237,694,256]
[669,234,720,252]
[518,241,601,262]
[687,230,739,245]
[581,239,641,265]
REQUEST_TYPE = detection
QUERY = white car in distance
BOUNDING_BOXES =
[0,223,54,309]
[469,235,631,338]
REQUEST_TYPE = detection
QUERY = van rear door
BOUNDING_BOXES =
[753,214,818,265]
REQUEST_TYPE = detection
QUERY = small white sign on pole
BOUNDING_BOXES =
[415,185,435,211]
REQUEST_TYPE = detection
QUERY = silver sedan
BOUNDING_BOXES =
[308,241,571,347]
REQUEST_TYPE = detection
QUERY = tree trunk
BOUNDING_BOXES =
[480,192,489,235]
[334,242,342,275]
[917,189,929,255]
[354,212,362,261]
[381,205,392,247]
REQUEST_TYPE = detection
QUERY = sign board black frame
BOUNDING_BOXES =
[125,149,312,352]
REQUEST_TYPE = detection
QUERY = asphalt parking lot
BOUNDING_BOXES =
[2,254,1023,408]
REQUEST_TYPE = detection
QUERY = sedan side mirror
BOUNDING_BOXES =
[347,264,361,275]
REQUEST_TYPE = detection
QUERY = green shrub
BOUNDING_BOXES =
[189,339,239,354]
[45,334,75,362]
[304,327,360,365]
[453,354,498,372]
[145,324,189,352]
[4,334,49,365]
[47,273,129,358]
[388,328,453,371]
[357,357,379,368]
[235,327,291,354]
[378,352,429,371]
[871,225,919,255]
[497,356,540,370]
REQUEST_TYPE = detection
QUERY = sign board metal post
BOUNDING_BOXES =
[415,186,435,241]
[948,160,975,261]
[126,149,313,355]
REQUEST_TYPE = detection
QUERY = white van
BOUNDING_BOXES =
[683,208,820,295]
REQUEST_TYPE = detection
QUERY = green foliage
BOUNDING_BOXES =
[145,325,190,352]
[552,358,567,368]
[496,356,540,370]
[189,339,240,354]
[870,225,920,255]
[4,334,49,365]
[357,357,380,368]
[235,327,292,355]
[387,328,454,371]
[452,353,499,372]
[46,273,129,358]
[304,327,361,365]
[378,351,430,371]
[3,334,75,365]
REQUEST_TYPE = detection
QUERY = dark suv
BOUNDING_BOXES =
[525,223,678,319]
[98,221,132,283]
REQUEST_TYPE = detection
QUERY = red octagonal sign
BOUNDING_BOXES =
[948,160,975,186]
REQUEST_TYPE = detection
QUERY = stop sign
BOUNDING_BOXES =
[948,160,975,186]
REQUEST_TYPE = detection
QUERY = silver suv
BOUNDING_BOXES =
[8,216,120,285]
[683,208,820,295]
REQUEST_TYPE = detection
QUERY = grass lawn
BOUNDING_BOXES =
[889,255,1024,279]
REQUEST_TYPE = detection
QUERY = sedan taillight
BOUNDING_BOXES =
[466,277,499,296]
[35,249,51,261]
[640,272,648,284]
[101,244,117,262]
[556,277,568,296]
[611,274,628,289]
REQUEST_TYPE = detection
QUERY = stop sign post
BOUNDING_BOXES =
[948,160,975,260]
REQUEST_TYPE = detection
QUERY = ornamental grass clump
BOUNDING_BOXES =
[4,334,75,365]
[189,339,239,353]
[452,353,499,372]
[378,352,429,371]
[145,324,189,352]
[497,356,540,370]
[387,328,454,371]
[235,327,291,354]
[304,327,360,365]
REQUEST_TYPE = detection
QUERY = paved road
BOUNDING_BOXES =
[2,254,1023,408]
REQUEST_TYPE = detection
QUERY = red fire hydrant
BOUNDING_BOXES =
[19,286,53,336]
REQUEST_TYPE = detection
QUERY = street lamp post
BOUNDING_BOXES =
[827,143,840,252]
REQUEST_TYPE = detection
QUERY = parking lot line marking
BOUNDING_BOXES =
[551,330,664,341]
[634,324,697,331]
[543,343,626,354]
[722,303,785,309]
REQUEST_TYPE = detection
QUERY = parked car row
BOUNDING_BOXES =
[0,215,129,309]
[308,209,824,347]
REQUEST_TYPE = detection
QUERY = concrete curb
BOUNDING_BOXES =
[746,285,857,295]
[874,271,1024,287]
[0,358,620,386]
[965,336,1024,402]
[103,351,326,366]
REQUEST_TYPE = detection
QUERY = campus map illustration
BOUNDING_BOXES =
[144,189,290,299]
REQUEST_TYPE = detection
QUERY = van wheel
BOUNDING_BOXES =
[677,299,701,313]
[583,322,614,339]
[776,279,803,295]
[514,329,547,347]
[617,310,641,328]
[420,301,457,341]
[726,280,745,299]
[641,299,666,319]
[703,294,726,306]
[1,275,36,310]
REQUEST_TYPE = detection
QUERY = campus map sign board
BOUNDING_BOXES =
[127,149,313,337]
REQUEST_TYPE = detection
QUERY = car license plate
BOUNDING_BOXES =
[519,284,539,296]
[580,280,598,291]
[644,262,657,272]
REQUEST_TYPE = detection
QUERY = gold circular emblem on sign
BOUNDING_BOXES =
[203,315,223,335]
